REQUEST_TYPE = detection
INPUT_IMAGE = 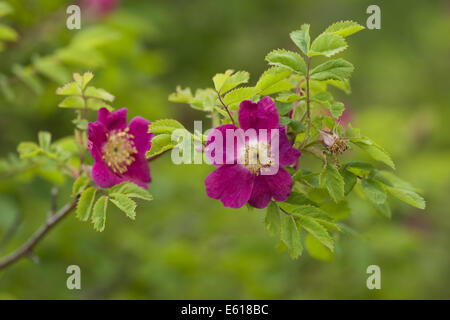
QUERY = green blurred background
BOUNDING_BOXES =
[0,0,449,299]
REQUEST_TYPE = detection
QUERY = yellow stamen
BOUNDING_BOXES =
[102,128,137,174]
[238,141,274,175]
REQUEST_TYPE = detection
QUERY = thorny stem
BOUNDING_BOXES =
[217,92,236,126]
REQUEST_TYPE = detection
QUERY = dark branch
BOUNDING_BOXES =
[0,196,79,271]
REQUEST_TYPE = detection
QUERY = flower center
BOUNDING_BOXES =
[238,140,274,175]
[102,128,137,174]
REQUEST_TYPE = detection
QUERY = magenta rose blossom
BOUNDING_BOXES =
[88,108,153,189]
[205,97,301,209]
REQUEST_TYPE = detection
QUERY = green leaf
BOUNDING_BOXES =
[321,201,351,220]
[221,71,250,93]
[320,164,345,203]
[110,193,137,220]
[289,24,310,55]
[327,79,351,94]
[58,96,85,109]
[265,201,282,236]
[73,72,94,89]
[76,187,97,222]
[360,178,387,204]
[344,161,374,177]
[325,20,365,37]
[91,196,108,232]
[285,192,317,206]
[281,215,303,258]
[84,86,115,102]
[372,200,392,219]
[56,82,82,96]
[309,33,347,57]
[168,86,193,104]
[86,98,113,111]
[222,87,259,106]
[329,101,345,118]
[371,170,418,191]
[256,67,292,95]
[212,70,234,92]
[387,187,426,209]
[72,175,90,197]
[305,233,334,262]
[72,116,88,130]
[191,88,217,111]
[110,182,153,201]
[295,214,334,251]
[12,64,42,94]
[37,131,52,151]
[17,142,40,159]
[0,24,18,41]
[340,168,357,195]
[58,47,105,68]
[146,133,175,158]
[0,2,14,17]
[276,92,304,103]
[32,56,70,83]
[291,205,341,232]
[288,119,306,133]
[310,58,354,81]
[275,101,292,116]
[265,49,307,75]
[350,137,395,169]
[148,119,185,134]
[0,73,14,101]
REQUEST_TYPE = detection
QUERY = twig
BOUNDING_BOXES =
[217,93,236,126]
[0,197,79,271]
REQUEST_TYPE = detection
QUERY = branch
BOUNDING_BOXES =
[217,93,236,126]
[0,196,79,271]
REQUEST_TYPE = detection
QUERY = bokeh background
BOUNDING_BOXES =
[0,0,449,299]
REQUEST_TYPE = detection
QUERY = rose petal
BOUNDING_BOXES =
[277,125,301,166]
[128,116,153,153]
[247,175,272,209]
[123,153,151,189]
[248,167,293,208]
[91,160,122,188]
[98,107,127,131]
[205,124,238,166]
[87,121,108,162]
[205,164,254,208]
[238,96,279,131]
